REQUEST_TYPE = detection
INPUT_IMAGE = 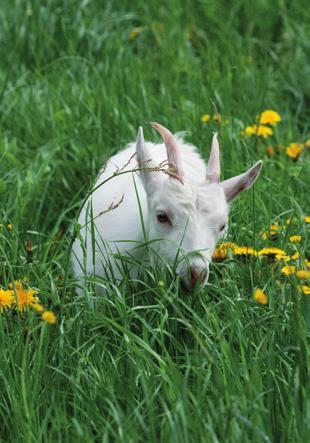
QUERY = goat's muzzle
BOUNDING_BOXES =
[180,264,209,291]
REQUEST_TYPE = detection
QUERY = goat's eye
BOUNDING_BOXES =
[156,211,170,224]
[219,224,227,232]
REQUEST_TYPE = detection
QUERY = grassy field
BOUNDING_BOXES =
[0,0,310,441]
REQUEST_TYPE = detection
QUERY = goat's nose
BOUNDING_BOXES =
[189,265,208,287]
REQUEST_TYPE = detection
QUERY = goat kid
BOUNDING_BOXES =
[72,123,262,290]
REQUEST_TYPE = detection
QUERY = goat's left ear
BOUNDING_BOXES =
[220,161,263,202]
[136,126,159,194]
[206,133,220,183]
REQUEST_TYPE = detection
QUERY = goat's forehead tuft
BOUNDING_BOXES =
[196,183,228,213]
[151,179,228,216]
[150,179,195,210]
[164,178,196,197]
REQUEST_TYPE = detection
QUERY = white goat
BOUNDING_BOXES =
[72,123,262,290]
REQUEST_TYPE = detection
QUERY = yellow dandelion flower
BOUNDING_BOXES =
[14,284,39,312]
[31,303,44,312]
[300,285,310,295]
[233,246,257,256]
[258,247,286,258]
[305,139,310,150]
[253,288,268,305]
[244,125,273,138]
[42,311,56,324]
[270,223,280,232]
[256,125,274,137]
[290,235,301,243]
[7,224,13,230]
[212,113,222,123]
[200,114,210,124]
[259,110,281,126]
[221,242,237,251]
[8,280,24,290]
[244,126,255,136]
[276,254,290,262]
[0,289,15,311]
[286,143,304,160]
[291,251,300,260]
[213,245,228,261]
[129,27,143,40]
[262,224,279,240]
[281,265,296,276]
[296,270,310,280]
[305,259,310,270]
[304,216,310,223]
[265,146,273,156]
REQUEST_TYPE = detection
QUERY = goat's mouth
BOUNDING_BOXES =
[180,270,209,292]
[180,279,192,292]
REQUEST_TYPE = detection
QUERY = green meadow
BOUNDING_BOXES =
[0,0,309,441]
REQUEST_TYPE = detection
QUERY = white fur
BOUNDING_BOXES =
[72,125,262,290]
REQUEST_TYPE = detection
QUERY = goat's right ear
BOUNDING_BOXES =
[220,160,263,202]
[136,126,158,194]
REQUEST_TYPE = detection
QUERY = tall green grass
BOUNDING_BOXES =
[0,0,309,441]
